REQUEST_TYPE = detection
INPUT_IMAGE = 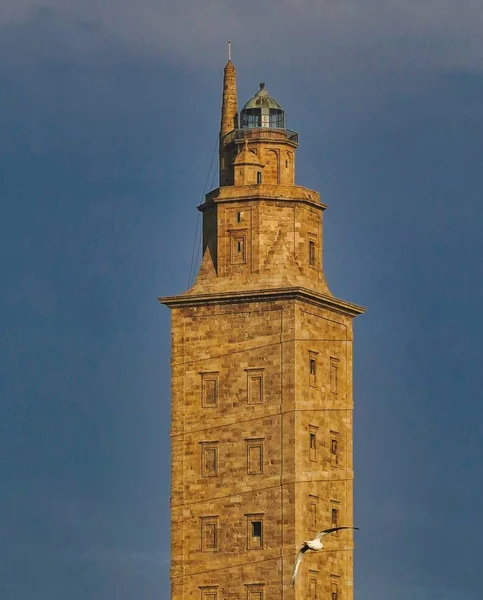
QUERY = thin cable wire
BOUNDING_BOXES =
[191,151,219,281]
[171,337,350,368]
[187,134,219,288]
[192,145,219,285]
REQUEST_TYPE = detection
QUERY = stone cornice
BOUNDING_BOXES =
[200,184,325,212]
[158,286,365,318]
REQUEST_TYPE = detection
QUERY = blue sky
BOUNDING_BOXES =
[1,2,483,599]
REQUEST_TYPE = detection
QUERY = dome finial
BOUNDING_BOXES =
[228,41,231,61]
[259,82,265,90]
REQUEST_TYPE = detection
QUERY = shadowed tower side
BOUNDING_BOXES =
[160,53,365,600]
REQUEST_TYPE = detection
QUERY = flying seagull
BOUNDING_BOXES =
[292,526,359,586]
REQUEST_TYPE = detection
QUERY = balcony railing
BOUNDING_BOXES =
[222,128,299,146]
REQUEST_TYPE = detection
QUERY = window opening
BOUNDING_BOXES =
[201,443,219,478]
[201,517,219,552]
[200,586,218,600]
[246,438,264,474]
[331,439,339,467]
[201,372,219,408]
[309,353,318,387]
[330,357,339,393]
[309,496,318,531]
[309,576,317,600]
[247,369,264,405]
[331,438,339,466]
[246,514,264,549]
[231,233,247,264]
[246,584,264,600]
[309,240,316,266]
[331,507,338,526]
[309,426,318,462]
[252,521,262,538]
[331,577,340,600]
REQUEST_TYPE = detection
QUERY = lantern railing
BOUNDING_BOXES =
[222,128,299,146]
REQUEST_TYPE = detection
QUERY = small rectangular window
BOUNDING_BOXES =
[331,439,339,466]
[201,516,219,552]
[231,232,247,264]
[252,521,262,538]
[246,438,264,474]
[309,352,318,387]
[330,502,341,535]
[309,575,317,599]
[331,438,338,456]
[249,376,262,404]
[309,426,318,462]
[237,211,242,222]
[330,357,339,394]
[330,434,339,467]
[200,586,219,600]
[246,514,264,549]
[309,240,316,266]
[200,442,219,477]
[246,584,264,600]
[246,368,264,405]
[205,379,217,405]
[201,372,219,408]
[331,579,339,600]
[257,171,262,184]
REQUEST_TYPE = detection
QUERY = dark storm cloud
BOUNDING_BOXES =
[2,0,483,72]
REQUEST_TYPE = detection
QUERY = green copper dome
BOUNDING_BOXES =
[241,83,283,111]
[240,83,285,129]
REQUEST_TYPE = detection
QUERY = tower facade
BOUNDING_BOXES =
[160,58,364,600]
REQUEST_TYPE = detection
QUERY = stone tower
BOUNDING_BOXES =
[159,57,364,600]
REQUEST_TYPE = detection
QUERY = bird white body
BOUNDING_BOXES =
[304,538,323,551]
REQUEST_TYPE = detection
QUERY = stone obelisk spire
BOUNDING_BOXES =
[219,42,238,186]
[220,42,238,138]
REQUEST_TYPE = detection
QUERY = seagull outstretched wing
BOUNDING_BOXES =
[291,546,309,587]
[315,526,359,540]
